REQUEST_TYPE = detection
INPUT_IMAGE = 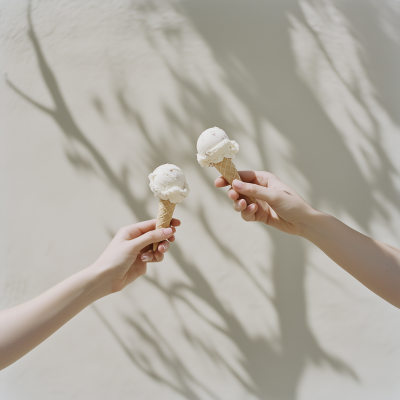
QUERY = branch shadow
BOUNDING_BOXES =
[7,0,399,398]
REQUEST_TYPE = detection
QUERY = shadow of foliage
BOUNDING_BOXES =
[7,0,399,398]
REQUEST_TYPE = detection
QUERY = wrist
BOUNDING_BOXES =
[82,264,113,300]
[298,207,328,240]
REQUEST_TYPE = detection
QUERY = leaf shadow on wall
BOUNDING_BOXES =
[6,0,400,399]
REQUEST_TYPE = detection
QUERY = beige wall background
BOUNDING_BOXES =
[1,0,400,399]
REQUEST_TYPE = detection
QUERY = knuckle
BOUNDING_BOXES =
[118,226,128,235]
[228,188,237,200]
[241,212,251,222]
[142,230,157,243]
[150,229,160,239]
[242,208,255,222]
[247,183,259,196]
[263,171,276,179]
[233,203,241,212]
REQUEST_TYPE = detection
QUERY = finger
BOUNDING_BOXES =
[130,227,175,253]
[215,176,229,187]
[144,232,175,251]
[228,188,240,201]
[158,240,170,253]
[120,219,156,240]
[170,218,181,227]
[232,179,283,206]
[127,220,179,243]
[134,226,176,251]
[141,251,154,262]
[139,244,152,254]
[237,171,257,183]
[241,203,258,221]
[153,250,165,262]
[122,221,178,241]
[233,198,247,212]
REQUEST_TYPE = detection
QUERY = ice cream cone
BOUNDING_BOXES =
[149,164,189,251]
[213,158,255,203]
[153,199,176,251]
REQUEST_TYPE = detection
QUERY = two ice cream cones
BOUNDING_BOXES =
[149,126,253,252]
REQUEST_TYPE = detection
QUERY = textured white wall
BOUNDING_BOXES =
[1,0,400,399]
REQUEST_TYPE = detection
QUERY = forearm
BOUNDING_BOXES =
[301,211,400,308]
[0,266,109,370]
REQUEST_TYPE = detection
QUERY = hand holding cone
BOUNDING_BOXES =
[213,158,255,203]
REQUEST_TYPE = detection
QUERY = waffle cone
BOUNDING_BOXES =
[213,158,255,203]
[153,199,176,251]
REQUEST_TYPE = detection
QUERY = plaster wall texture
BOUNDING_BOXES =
[1,1,400,399]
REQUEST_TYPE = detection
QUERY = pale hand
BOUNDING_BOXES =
[215,171,315,236]
[92,218,180,294]
[0,218,181,371]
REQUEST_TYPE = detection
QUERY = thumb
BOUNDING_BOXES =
[130,227,174,254]
[232,179,283,207]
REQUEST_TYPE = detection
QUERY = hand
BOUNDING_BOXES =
[215,171,315,236]
[91,219,180,294]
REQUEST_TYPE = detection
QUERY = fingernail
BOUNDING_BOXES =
[141,254,152,262]
[233,180,244,190]
[163,228,173,236]
[248,204,255,211]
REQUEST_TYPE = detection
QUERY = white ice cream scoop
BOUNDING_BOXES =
[196,127,239,167]
[149,164,189,204]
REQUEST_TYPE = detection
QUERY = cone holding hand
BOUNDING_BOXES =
[153,199,176,251]
[213,158,255,203]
